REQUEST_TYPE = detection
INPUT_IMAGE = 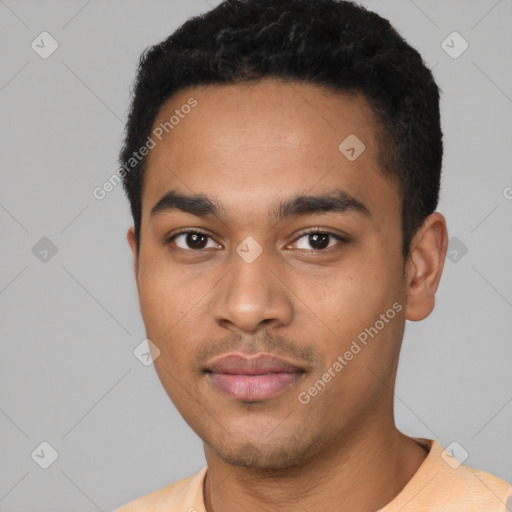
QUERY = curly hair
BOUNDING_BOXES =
[120,0,443,259]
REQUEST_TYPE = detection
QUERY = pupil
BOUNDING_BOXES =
[310,233,329,250]
[184,233,331,250]
[188,233,208,249]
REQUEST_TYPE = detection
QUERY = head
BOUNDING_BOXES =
[122,0,448,469]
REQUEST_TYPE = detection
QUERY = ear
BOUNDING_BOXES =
[404,212,448,322]
[127,226,139,287]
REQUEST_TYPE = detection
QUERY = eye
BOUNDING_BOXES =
[166,228,348,253]
[289,229,347,252]
[167,229,220,251]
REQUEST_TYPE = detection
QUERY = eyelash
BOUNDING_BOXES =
[165,228,348,254]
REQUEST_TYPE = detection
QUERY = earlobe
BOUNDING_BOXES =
[405,212,448,322]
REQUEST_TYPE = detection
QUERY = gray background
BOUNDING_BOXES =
[1,0,511,510]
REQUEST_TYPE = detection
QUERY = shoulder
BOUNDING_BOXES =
[113,466,207,512]
[390,438,512,511]
[442,462,512,510]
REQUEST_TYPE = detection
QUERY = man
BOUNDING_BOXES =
[115,0,512,510]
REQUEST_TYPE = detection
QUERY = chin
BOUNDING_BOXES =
[209,436,320,471]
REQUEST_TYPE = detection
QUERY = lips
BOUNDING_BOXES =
[205,353,305,401]
[207,353,304,374]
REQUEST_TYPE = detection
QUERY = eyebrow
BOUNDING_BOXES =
[150,188,371,223]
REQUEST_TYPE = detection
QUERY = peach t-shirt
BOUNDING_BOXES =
[114,438,512,511]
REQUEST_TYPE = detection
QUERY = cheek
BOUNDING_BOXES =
[306,258,396,334]
[299,250,404,378]
[136,255,210,371]
[137,252,190,341]
[138,269,174,335]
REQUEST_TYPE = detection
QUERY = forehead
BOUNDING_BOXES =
[142,79,399,223]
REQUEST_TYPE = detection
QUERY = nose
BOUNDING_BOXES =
[211,250,294,335]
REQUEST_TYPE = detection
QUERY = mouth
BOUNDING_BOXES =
[206,371,305,401]
[204,353,306,401]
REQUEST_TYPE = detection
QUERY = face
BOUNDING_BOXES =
[128,78,423,470]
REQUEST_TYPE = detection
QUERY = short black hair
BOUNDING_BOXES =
[120,0,443,259]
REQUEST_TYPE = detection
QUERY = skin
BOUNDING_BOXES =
[127,78,448,512]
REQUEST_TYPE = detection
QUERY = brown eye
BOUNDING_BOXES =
[291,230,346,252]
[168,230,219,251]
[307,232,330,250]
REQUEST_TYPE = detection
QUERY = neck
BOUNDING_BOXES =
[203,420,428,512]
